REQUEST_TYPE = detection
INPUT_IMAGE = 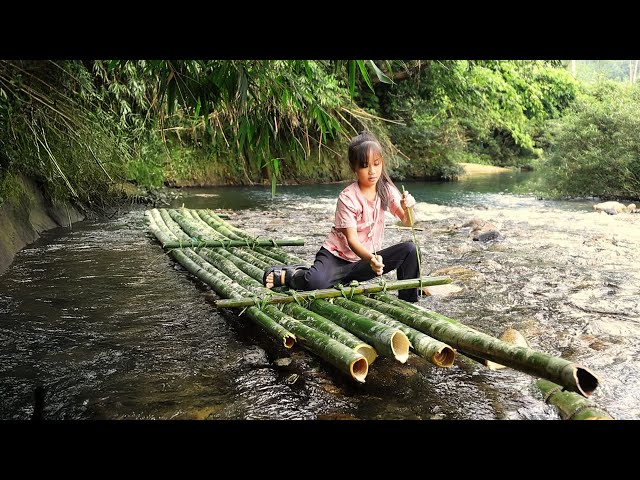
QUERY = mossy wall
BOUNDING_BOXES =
[0,175,84,275]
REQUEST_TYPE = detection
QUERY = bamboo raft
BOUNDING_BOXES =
[145,207,609,418]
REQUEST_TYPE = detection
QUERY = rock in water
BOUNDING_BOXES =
[422,284,463,297]
[485,328,529,371]
[593,201,635,214]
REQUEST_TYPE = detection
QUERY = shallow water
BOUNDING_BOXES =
[2,171,638,420]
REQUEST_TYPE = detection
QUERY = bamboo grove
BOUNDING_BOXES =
[145,208,607,419]
[4,59,608,214]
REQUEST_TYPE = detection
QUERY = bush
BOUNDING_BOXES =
[540,81,640,200]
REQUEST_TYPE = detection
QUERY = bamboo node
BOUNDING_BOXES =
[568,404,596,420]
[543,384,564,403]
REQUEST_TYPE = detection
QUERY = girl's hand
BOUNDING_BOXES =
[369,254,384,276]
[401,191,416,210]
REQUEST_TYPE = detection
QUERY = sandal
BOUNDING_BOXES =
[262,264,308,289]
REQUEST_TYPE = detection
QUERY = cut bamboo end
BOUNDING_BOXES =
[356,344,378,365]
[433,346,456,368]
[283,335,296,349]
[390,331,411,364]
[350,357,369,383]
[575,366,600,397]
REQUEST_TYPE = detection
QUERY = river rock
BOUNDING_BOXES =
[485,328,529,370]
[593,201,636,214]
[431,266,486,284]
[241,346,269,367]
[422,284,463,297]
[273,357,292,367]
[460,218,503,242]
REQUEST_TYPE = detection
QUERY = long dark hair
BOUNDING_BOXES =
[348,131,397,210]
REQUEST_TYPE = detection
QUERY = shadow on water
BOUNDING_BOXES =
[1,169,639,420]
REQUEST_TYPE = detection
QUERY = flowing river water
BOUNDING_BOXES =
[2,171,639,420]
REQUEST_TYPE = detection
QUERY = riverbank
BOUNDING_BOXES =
[459,163,515,174]
[0,175,84,275]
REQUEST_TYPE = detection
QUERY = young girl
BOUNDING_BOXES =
[263,131,420,302]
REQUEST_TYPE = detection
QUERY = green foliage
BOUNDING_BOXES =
[128,60,365,186]
[540,80,640,200]
[0,60,153,211]
[380,60,579,172]
[0,58,592,208]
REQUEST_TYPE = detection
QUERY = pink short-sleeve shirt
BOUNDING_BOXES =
[322,181,403,262]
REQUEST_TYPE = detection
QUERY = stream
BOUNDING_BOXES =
[2,170,638,420]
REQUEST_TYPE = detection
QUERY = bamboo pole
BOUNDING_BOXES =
[180,238,375,380]
[190,249,371,381]
[354,294,600,397]
[200,236,443,366]
[332,297,455,367]
[175,250,296,348]
[264,306,368,382]
[195,245,378,366]
[196,209,246,239]
[213,277,452,309]
[536,379,613,420]
[196,209,302,264]
[162,239,305,249]
[146,210,296,348]
[309,299,410,363]
[281,303,378,365]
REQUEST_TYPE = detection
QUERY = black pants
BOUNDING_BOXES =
[290,241,420,302]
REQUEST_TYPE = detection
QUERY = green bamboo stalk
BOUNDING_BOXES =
[198,253,373,381]
[196,209,246,240]
[182,209,224,239]
[282,303,378,365]
[309,299,410,363]
[197,240,379,365]
[214,277,452,308]
[196,210,303,263]
[175,248,295,348]
[212,248,267,280]
[196,248,263,289]
[167,208,209,239]
[227,247,286,272]
[158,209,192,241]
[147,209,296,349]
[161,209,305,249]
[375,291,498,365]
[162,239,305,249]
[263,304,368,383]
[186,237,377,375]
[251,245,303,265]
[374,292,471,329]
[333,297,455,368]
[192,242,379,365]
[536,379,613,420]
[145,211,175,245]
[352,294,600,397]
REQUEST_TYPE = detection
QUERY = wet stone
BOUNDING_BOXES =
[241,346,269,367]
[273,357,292,367]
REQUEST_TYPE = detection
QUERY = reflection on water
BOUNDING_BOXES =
[1,169,638,420]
